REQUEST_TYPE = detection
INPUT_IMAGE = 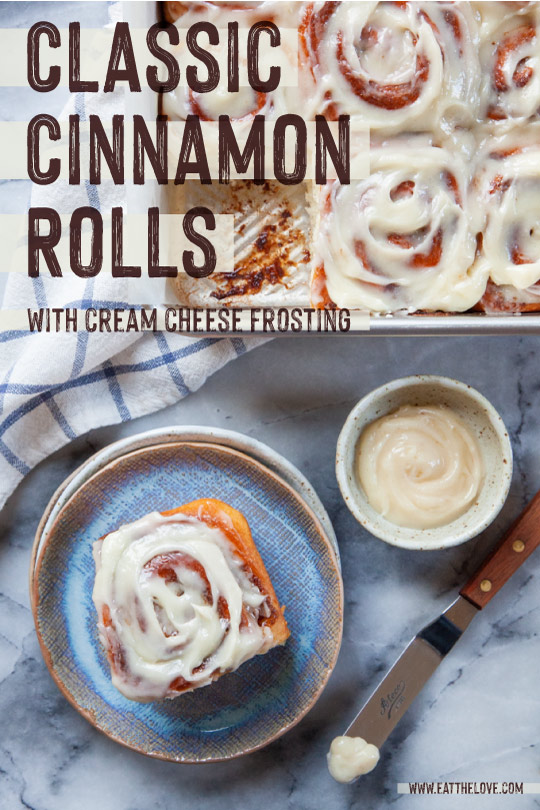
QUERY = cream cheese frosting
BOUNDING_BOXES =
[356,405,484,529]
[327,736,380,783]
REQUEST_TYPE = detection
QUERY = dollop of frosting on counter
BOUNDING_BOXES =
[356,404,484,529]
[327,736,380,783]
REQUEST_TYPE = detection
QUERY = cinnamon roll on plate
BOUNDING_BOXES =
[32,440,342,761]
[93,499,290,702]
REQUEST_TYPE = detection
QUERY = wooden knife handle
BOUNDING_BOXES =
[460,490,540,609]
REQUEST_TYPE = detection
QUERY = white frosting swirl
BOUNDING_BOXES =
[92,511,275,701]
[327,736,380,783]
[477,2,540,127]
[356,405,484,530]
[313,140,486,312]
[472,129,540,290]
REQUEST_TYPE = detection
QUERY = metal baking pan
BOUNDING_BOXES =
[365,313,540,336]
[189,316,540,337]
[130,3,540,338]
[152,308,540,337]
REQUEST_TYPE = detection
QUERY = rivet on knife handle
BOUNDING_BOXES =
[460,490,540,609]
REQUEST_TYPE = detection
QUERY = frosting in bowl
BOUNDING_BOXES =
[356,405,484,530]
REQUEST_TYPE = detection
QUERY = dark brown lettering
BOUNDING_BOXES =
[182,206,216,278]
[27,22,61,92]
[69,22,98,92]
[27,114,60,185]
[148,207,176,277]
[273,114,306,184]
[134,115,168,184]
[28,207,62,277]
[70,206,103,278]
[247,22,280,92]
[228,22,239,92]
[186,22,219,92]
[104,22,141,92]
[219,114,264,184]
[174,115,210,184]
[146,22,180,93]
[69,114,80,184]
[90,114,124,184]
[315,114,350,185]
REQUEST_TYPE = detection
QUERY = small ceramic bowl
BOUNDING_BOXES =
[336,375,513,551]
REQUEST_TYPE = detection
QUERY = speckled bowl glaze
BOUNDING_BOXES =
[33,441,343,762]
[336,376,513,551]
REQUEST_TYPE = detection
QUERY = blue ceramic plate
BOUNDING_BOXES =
[33,441,343,762]
[31,426,340,574]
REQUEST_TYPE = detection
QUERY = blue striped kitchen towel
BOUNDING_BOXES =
[0,75,263,511]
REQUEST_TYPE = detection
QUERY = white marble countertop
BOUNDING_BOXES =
[2,2,540,806]
[1,334,540,810]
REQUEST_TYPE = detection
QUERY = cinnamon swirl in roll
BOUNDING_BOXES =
[477,280,540,313]
[300,1,481,135]
[92,499,289,702]
[312,138,486,312]
[163,2,291,27]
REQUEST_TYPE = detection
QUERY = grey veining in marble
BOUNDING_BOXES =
[1,335,540,810]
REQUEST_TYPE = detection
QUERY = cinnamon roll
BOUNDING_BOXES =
[471,128,540,293]
[300,1,481,134]
[92,499,290,702]
[162,1,301,122]
[312,138,486,312]
[477,279,540,313]
[477,2,540,126]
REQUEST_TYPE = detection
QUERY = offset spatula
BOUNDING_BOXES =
[345,490,540,751]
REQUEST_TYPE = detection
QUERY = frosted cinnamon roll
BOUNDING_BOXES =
[92,499,289,702]
[162,1,301,121]
[300,1,481,134]
[312,139,486,312]
[477,3,540,126]
[471,129,540,292]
